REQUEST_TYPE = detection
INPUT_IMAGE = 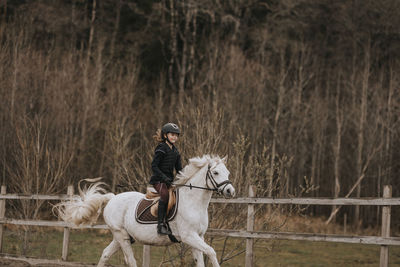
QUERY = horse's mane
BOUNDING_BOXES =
[174,155,223,185]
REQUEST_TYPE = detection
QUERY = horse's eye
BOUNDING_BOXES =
[213,171,219,175]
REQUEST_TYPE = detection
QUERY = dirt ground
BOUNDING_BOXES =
[0,257,99,267]
[0,258,30,266]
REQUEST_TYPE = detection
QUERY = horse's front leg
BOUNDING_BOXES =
[183,233,219,267]
[192,247,205,267]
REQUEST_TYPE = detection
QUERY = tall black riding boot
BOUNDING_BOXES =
[157,200,172,235]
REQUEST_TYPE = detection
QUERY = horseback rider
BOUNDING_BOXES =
[150,122,183,235]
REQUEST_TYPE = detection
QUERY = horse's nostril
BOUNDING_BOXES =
[231,189,235,197]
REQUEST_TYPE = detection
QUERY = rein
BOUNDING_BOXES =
[176,183,217,192]
[174,165,232,195]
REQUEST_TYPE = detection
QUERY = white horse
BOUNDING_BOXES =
[56,155,235,267]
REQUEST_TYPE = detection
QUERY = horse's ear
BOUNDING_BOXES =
[222,156,228,163]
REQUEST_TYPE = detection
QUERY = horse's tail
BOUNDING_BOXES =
[54,178,115,226]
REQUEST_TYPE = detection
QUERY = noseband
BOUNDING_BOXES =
[175,164,232,195]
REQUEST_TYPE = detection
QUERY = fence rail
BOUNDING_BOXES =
[210,197,400,205]
[0,185,398,267]
[1,194,400,205]
[206,229,400,246]
[0,194,72,200]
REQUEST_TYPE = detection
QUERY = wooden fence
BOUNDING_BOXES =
[0,185,399,267]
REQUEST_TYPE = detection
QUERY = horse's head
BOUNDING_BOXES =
[176,155,236,197]
[206,156,235,198]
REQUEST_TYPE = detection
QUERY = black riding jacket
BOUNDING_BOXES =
[150,142,183,185]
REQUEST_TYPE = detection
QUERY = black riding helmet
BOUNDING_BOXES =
[161,122,180,137]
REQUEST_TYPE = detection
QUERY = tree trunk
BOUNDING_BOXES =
[167,0,177,92]
[109,0,121,60]
[331,73,343,222]
[80,0,97,151]
[355,36,370,224]
[268,51,287,198]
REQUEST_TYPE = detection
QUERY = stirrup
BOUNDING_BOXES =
[157,223,172,235]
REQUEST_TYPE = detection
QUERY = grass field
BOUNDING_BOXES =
[2,227,400,266]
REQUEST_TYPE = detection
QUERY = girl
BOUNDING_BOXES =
[150,122,183,235]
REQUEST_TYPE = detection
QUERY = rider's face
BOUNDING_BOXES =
[165,132,179,143]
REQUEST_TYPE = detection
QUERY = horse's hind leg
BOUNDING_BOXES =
[97,240,120,267]
[113,229,138,267]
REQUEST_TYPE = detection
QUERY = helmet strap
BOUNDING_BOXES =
[163,133,173,146]
[166,137,173,146]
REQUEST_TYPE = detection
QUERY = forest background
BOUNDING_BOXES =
[0,0,399,230]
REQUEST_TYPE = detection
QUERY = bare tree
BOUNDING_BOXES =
[354,36,370,224]
[330,73,345,221]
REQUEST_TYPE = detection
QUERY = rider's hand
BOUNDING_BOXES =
[165,178,173,186]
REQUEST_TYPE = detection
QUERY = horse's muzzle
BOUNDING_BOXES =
[224,185,236,198]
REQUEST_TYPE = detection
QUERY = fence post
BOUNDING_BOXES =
[245,185,255,267]
[379,185,392,267]
[142,245,150,267]
[0,185,6,253]
[62,185,74,261]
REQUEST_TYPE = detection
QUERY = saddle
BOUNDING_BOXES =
[135,187,178,224]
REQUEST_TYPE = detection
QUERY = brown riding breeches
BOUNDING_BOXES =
[153,183,169,203]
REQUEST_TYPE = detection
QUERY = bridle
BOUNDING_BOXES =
[205,165,232,194]
[175,165,232,195]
